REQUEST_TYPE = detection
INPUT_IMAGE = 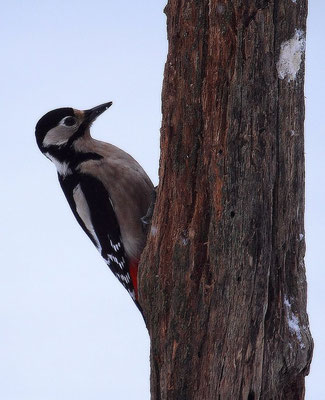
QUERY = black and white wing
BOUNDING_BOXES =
[58,173,136,301]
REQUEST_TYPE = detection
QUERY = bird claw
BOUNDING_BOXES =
[141,186,157,229]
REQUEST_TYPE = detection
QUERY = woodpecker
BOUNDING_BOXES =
[35,102,154,312]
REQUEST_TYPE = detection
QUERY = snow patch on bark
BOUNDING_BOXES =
[150,225,158,237]
[276,30,305,82]
[284,296,305,348]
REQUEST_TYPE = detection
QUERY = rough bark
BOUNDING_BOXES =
[139,1,312,399]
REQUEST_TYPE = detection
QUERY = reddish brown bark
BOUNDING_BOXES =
[139,1,312,399]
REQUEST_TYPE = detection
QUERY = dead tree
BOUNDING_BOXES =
[139,1,313,399]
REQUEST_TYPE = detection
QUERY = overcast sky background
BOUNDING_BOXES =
[0,1,323,399]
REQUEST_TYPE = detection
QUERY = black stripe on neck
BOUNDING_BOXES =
[46,146,103,171]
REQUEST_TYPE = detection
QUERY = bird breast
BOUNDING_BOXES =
[74,138,153,260]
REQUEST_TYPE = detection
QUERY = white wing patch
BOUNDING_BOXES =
[106,254,125,270]
[116,272,131,284]
[72,184,102,253]
[110,238,121,251]
[45,153,72,177]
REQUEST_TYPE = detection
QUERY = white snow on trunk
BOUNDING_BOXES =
[284,295,305,348]
[276,30,305,82]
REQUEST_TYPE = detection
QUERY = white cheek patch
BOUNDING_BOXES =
[73,184,102,253]
[43,125,75,147]
[45,153,72,177]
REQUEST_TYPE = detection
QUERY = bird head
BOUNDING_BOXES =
[35,102,113,154]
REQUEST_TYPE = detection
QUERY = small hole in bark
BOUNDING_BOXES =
[259,127,266,133]
[230,211,235,218]
[218,149,223,155]
[237,276,241,283]
[248,391,255,400]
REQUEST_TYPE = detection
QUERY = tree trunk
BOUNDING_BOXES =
[139,1,312,399]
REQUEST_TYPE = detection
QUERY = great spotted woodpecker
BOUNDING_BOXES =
[35,102,154,312]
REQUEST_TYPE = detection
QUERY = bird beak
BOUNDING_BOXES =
[83,101,113,124]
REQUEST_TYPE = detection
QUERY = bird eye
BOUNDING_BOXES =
[63,116,76,126]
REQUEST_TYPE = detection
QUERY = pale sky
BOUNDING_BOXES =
[0,1,323,399]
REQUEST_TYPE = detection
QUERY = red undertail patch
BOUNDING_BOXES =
[129,259,139,300]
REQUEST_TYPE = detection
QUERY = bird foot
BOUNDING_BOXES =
[141,186,157,228]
